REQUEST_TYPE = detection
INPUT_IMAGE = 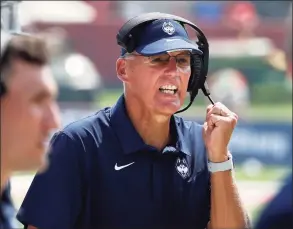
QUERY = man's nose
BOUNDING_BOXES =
[165,57,178,73]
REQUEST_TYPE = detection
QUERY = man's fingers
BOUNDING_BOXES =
[207,114,237,128]
[207,114,220,128]
[207,102,238,119]
[206,104,214,115]
[206,102,229,116]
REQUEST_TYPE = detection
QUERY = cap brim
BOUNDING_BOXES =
[135,36,203,56]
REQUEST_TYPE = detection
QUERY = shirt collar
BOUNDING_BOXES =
[168,116,191,156]
[110,95,191,156]
[110,95,147,154]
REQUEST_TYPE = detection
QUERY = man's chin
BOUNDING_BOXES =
[14,157,47,174]
[34,148,50,173]
[154,101,183,114]
[18,147,49,173]
[154,107,180,117]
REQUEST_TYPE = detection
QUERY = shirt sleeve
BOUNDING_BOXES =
[16,131,85,229]
[254,175,292,229]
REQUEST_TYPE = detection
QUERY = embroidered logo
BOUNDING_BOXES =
[175,157,189,179]
[114,162,135,171]
[162,22,175,35]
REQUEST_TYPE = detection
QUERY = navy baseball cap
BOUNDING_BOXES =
[121,19,203,56]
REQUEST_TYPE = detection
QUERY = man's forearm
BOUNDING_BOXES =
[209,170,251,229]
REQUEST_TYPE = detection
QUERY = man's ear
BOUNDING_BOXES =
[116,58,129,83]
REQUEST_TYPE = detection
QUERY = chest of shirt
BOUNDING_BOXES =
[81,148,210,229]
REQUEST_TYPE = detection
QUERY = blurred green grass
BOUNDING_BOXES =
[96,89,292,122]
[235,165,290,181]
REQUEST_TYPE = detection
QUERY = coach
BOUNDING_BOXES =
[17,12,250,229]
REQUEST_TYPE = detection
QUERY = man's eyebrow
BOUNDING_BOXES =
[178,50,192,55]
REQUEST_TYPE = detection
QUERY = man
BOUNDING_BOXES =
[17,13,250,229]
[254,5,292,229]
[1,23,60,229]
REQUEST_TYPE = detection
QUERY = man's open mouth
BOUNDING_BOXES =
[159,85,178,95]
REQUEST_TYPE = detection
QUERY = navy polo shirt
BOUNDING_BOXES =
[17,95,211,229]
[255,174,292,229]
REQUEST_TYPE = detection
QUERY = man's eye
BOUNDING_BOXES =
[178,58,188,63]
[152,57,166,62]
[150,55,169,62]
[177,55,190,65]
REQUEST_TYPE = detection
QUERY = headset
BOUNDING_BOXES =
[0,0,22,97]
[116,12,214,113]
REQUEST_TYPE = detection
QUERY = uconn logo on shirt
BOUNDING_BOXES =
[175,158,189,179]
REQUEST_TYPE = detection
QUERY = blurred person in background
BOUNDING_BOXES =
[191,1,225,23]
[17,12,250,229]
[0,1,60,228]
[0,30,60,191]
[224,1,259,38]
[254,4,292,229]
[0,29,60,229]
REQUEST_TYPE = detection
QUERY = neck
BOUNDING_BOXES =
[124,95,171,151]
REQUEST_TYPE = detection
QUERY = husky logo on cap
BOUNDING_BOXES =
[162,21,175,35]
[175,157,189,179]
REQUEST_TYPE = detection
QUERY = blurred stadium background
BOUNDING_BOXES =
[2,1,292,227]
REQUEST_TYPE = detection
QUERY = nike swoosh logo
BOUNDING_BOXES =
[114,162,135,171]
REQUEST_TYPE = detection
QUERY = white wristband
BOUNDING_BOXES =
[208,153,234,173]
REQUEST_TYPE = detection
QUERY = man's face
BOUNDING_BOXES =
[1,59,60,172]
[118,50,192,116]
